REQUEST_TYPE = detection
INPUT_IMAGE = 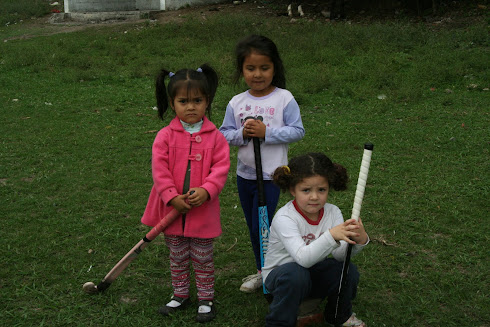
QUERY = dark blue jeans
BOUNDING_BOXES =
[264,259,359,327]
[237,175,280,271]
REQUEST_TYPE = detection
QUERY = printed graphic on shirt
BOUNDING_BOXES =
[302,231,324,245]
[239,104,275,127]
[303,233,316,245]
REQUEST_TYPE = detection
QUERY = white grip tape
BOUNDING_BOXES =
[351,149,372,221]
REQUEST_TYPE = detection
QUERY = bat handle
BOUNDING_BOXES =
[253,137,266,205]
[145,191,195,241]
[351,143,373,221]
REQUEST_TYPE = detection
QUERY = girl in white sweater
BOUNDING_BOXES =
[262,152,368,327]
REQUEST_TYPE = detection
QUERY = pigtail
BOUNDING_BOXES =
[155,69,171,120]
[273,166,292,192]
[199,64,218,99]
[330,163,349,191]
[198,64,219,117]
[194,64,218,119]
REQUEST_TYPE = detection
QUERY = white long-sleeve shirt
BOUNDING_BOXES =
[219,87,305,180]
[262,200,369,282]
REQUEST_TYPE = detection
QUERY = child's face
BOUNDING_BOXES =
[171,87,208,124]
[290,175,329,221]
[242,50,275,97]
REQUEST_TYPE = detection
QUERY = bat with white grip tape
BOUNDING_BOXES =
[333,143,373,325]
[351,144,372,221]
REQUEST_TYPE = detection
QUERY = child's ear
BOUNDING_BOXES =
[289,186,295,198]
[169,100,175,110]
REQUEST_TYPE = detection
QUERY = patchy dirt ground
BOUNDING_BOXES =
[4,0,487,41]
[149,0,487,27]
[103,0,487,27]
[152,0,286,23]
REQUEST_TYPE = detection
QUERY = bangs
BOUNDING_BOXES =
[172,79,206,99]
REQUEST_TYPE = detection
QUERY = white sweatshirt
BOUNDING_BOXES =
[262,200,369,282]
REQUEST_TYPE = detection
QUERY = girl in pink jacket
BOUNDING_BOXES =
[141,64,230,323]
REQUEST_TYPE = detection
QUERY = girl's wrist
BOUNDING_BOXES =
[357,235,368,245]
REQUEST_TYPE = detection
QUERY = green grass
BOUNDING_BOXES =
[0,0,53,25]
[1,3,489,327]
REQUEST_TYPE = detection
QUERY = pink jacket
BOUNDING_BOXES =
[141,117,230,239]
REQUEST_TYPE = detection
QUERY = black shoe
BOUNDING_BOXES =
[158,296,191,316]
[196,300,216,323]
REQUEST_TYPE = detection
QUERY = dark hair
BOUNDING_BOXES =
[234,34,286,89]
[273,152,349,192]
[155,63,218,120]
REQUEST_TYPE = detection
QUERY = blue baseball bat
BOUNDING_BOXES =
[253,137,270,295]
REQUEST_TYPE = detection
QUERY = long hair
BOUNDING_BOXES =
[234,34,286,89]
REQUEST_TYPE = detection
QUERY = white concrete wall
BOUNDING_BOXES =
[64,0,221,12]
[64,0,137,12]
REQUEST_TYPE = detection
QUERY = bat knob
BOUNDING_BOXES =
[364,143,374,150]
[82,282,98,294]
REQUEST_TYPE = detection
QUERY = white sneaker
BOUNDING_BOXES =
[240,273,263,293]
